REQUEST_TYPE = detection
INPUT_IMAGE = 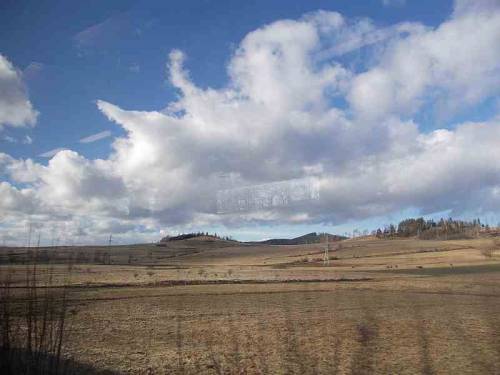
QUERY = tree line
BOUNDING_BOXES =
[160,232,234,242]
[374,217,491,240]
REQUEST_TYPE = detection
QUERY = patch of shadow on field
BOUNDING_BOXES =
[349,295,380,375]
[2,277,372,290]
[411,302,435,375]
[375,263,500,277]
[0,348,122,375]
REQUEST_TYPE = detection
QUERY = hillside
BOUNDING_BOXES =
[1,235,500,374]
[159,232,233,243]
[257,232,347,245]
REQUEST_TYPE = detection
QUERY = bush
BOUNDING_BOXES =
[0,254,72,374]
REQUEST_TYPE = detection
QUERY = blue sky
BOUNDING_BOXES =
[1,0,500,244]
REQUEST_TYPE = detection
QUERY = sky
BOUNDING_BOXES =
[1,0,500,245]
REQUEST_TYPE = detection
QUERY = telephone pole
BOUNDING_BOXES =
[323,233,330,266]
[27,222,33,248]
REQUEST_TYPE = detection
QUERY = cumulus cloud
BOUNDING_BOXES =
[1,0,500,244]
[0,182,37,213]
[348,5,500,121]
[0,54,38,129]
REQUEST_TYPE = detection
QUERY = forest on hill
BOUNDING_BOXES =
[374,217,492,240]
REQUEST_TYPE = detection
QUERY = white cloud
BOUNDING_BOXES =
[37,150,126,210]
[382,0,406,7]
[0,182,37,213]
[348,4,500,121]
[79,130,112,143]
[2,135,16,143]
[23,62,44,80]
[129,64,140,73]
[1,1,500,243]
[92,3,500,227]
[0,54,38,129]
[1,153,44,183]
[38,148,67,158]
[73,11,141,55]
[1,134,33,144]
[453,0,500,17]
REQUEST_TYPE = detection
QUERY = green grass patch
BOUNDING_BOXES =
[377,263,500,276]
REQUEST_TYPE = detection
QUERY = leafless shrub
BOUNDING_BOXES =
[0,253,72,374]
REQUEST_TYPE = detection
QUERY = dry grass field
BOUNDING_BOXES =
[1,236,500,374]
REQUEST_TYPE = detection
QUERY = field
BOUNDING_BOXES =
[1,236,500,374]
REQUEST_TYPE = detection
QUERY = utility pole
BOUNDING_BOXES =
[323,233,330,266]
[27,222,33,248]
[108,234,113,247]
[77,224,83,246]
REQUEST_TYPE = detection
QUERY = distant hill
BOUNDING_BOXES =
[159,232,233,243]
[256,232,347,245]
[160,231,346,246]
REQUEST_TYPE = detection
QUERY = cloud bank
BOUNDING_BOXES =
[1,0,500,244]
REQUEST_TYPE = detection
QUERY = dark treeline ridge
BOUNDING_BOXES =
[374,217,491,240]
[160,232,234,242]
[259,232,347,245]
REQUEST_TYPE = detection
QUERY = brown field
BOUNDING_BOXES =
[1,236,500,374]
